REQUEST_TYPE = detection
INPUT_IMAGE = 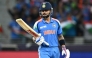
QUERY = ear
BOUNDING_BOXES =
[50,8,53,15]
[39,11,41,16]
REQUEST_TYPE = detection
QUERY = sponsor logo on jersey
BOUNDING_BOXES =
[40,25,47,29]
[44,30,55,35]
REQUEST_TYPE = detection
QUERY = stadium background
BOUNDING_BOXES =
[0,0,92,58]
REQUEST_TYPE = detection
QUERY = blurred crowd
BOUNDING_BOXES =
[6,0,92,44]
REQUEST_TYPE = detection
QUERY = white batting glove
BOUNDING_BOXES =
[62,47,70,58]
[35,36,44,45]
[33,33,49,46]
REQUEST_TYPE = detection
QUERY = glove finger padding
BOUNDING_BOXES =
[35,36,44,45]
[62,49,70,58]
[33,33,49,46]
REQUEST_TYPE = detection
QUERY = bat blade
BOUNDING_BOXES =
[16,18,39,37]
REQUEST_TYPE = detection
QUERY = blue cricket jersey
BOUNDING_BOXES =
[33,18,62,47]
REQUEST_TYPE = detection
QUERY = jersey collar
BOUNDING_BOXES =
[42,18,54,24]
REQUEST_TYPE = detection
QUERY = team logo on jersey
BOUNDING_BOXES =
[52,24,56,28]
[40,25,47,29]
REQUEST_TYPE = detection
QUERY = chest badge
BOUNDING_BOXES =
[52,24,56,28]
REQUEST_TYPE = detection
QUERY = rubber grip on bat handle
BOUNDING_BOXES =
[43,41,49,46]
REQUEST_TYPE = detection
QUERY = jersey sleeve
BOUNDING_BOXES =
[57,20,63,35]
[33,21,39,33]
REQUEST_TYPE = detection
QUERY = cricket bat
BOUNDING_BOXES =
[16,18,49,46]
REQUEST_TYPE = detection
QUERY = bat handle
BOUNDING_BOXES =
[43,41,49,46]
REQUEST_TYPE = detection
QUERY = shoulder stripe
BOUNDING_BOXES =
[33,19,42,29]
[37,19,42,22]
[52,18,61,24]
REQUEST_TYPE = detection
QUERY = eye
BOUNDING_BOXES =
[44,10,48,11]
[41,10,48,12]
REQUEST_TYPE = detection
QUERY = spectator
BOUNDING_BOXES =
[30,6,39,21]
[15,0,25,11]
[8,14,22,44]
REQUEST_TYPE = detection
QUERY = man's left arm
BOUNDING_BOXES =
[58,34,70,58]
[56,19,70,58]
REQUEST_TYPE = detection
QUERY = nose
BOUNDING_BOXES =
[42,10,48,12]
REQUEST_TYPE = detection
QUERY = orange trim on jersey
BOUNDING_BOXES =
[37,19,42,22]
[52,18,59,22]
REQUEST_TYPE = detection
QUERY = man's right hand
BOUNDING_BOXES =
[33,33,49,46]
[34,36,45,46]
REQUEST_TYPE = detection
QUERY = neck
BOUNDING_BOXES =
[44,16,50,23]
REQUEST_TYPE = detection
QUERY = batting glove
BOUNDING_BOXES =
[62,47,70,58]
[35,36,44,45]
[33,34,49,46]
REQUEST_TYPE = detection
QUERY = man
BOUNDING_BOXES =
[33,2,70,58]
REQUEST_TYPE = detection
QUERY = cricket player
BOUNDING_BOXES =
[33,2,70,58]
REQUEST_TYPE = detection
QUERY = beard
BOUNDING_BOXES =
[41,13,50,18]
[42,15,49,18]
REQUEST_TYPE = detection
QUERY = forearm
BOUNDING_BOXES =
[58,35,70,58]
[58,35,65,46]
[58,35,66,48]
[58,34,64,40]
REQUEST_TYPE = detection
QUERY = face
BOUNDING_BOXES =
[40,10,51,18]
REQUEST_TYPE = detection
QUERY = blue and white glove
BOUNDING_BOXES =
[62,47,70,58]
[33,34,49,46]
[35,36,44,45]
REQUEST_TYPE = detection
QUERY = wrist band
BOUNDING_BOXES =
[59,40,65,46]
